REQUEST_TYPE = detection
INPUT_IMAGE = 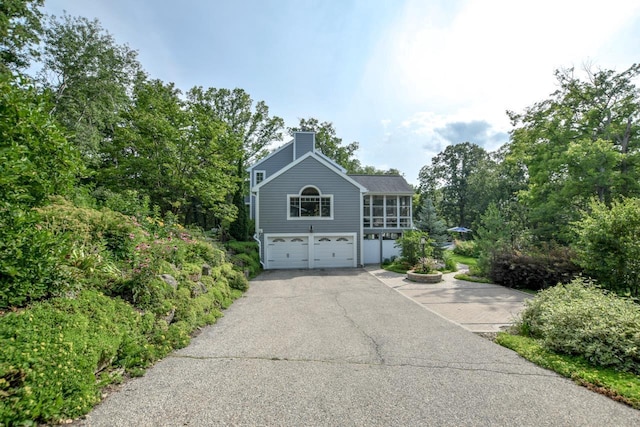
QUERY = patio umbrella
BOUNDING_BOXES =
[447,226,472,233]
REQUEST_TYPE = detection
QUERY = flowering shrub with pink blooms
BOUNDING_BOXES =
[1,199,249,424]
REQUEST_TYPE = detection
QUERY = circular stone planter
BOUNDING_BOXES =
[407,270,443,283]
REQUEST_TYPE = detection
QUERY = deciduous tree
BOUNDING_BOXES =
[0,0,43,71]
[188,87,283,239]
[418,142,490,228]
[38,13,142,169]
[508,64,640,242]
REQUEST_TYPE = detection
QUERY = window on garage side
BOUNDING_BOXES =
[288,186,333,219]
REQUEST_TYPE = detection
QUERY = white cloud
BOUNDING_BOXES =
[383,0,640,112]
[355,0,640,185]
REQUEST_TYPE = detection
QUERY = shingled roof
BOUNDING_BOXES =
[348,175,414,194]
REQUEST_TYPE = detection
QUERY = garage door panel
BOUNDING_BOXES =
[267,237,308,269]
[313,236,354,268]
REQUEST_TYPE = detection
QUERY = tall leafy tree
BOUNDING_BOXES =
[289,118,362,173]
[508,64,640,242]
[0,73,80,207]
[38,13,142,170]
[0,72,81,307]
[185,87,243,227]
[106,78,186,215]
[0,0,43,71]
[418,142,490,228]
[188,87,284,240]
[105,78,238,225]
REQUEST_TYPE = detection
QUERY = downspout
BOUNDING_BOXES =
[253,233,265,269]
[359,189,365,267]
[252,189,265,269]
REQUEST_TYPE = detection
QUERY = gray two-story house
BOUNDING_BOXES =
[248,132,413,269]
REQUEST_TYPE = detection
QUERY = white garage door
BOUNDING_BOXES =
[266,236,308,269]
[265,234,357,269]
[313,236,355,268]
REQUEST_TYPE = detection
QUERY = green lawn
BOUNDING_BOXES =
[446,251,478,267]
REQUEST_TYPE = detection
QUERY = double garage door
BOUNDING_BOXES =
[265,234,356,269]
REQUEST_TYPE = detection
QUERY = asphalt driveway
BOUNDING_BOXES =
[78,269,640,426]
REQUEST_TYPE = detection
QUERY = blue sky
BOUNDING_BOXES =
[42,0,640,184]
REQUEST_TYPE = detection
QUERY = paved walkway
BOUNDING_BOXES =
[366,266,532,333]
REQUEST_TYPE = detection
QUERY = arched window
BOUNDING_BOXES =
[288,186,333,219]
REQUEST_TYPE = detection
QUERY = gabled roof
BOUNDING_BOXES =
[247,136,346,174]
[246,139,293,172]
[348,175,414,194]
[253,151,367,193]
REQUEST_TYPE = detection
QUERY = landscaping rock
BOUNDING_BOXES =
[163,308,175,324]
[160,274,178,289]
[191,282,208,298]
[202,264,211,276]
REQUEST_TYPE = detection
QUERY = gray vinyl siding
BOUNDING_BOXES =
[258,156,362,261]
[252,143,294,186]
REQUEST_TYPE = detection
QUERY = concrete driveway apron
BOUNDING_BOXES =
[78,269,640,426]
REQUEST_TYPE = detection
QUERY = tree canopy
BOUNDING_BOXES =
[0,0,44,71]
[508,64,640,242]
[418,142,491,228]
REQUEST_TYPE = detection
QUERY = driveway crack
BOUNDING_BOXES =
[332,292,385,365]
[168,354,558,378]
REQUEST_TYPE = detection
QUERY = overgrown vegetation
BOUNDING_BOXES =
[0,199,249,424]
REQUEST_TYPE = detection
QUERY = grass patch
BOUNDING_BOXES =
[496,333,640,409]
[454,273,492,283]
[382,260,411,274]
[446,251,478,267]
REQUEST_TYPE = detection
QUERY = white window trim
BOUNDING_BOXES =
[287,186,334,220]
[363,194,412,229]
[254,170,266,186]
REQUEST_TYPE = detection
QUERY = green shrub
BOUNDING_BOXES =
[114,276,175,317]
[518,278,640,374]
[573,197,640,297]
[382,259,412,274]
[452,240,480,257]
[490,247,580,291]
[225,240,260,278]
[442,251,457,272]
[37,200,139,261]
[183,239,225,267]
[225,240,259,256]
[0,208,72,308]
[94,188,151,219]
[230,253,260,276]
[395,230,432,265]
[222,264,249,292]
[0,291,152,424]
